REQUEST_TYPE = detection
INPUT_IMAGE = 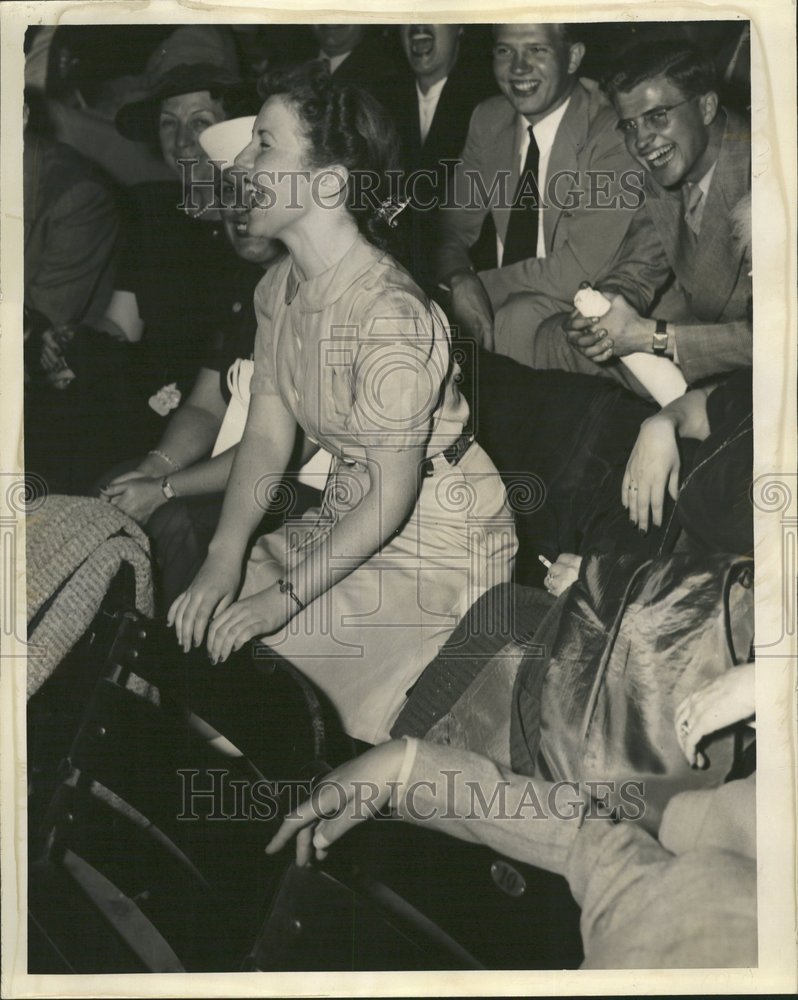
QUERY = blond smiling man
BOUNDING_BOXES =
[436,23,665,359]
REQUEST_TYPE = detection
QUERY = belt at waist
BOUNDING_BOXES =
[421,432,475,478]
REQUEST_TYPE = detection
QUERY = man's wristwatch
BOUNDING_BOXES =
[652,319,669,356]
[160,477,178,501]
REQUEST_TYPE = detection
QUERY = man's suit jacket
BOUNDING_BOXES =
[388,62,497,287]
[391,62,496,179]
[436,79,664,315]
[24,135,119,328]
[327,36,403,105]
[644,109,751,383]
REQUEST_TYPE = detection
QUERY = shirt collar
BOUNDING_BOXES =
[694,160,717,199]
[285,235,381,311]
[416,76,448,104]
[517,95,572,154]
[320,50,351,74]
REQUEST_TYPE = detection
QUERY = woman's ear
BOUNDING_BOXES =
[314,164,349,207]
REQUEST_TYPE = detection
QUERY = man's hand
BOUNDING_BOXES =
[266,741,406,866]
[586,292,654,358]
[101,475,166,524]
[449,272,495,349]
[563,309,614,363]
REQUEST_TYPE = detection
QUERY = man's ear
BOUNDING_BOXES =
[567,42,586,76]
[699,90,719,125]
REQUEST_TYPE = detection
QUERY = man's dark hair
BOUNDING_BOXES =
[604,40,718,101]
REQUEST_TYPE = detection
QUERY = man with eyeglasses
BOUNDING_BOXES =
[545,40,751,389]
[435,23,664,358]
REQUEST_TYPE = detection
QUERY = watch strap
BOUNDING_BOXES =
[652,319,669,356]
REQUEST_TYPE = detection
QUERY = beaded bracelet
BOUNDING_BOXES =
[278,578,306,612]
[148,449,181,472]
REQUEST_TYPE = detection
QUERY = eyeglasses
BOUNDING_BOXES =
[615,97,697,136]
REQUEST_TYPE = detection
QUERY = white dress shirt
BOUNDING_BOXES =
[319,50,352,74]
[416,76,448,145]
[497,95,572,266]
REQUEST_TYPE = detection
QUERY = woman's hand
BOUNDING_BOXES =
[544,553,582,596]
[674,664,755,768]
[101,474,166,524]
[167,556,242,653]
[205,583,295,664]
[622,413,681,532]
[265,741,406,866]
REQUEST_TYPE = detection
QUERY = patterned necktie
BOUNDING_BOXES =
[503,126,541,266]
[683,181,704,237]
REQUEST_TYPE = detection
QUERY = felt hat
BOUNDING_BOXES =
[115,26,242,141]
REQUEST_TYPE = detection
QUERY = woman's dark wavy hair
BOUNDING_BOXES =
[603,40,718,101]
[260,62,402,247]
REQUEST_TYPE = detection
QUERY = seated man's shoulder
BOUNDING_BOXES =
[576,78,625,138]
[469,94,516,133]
[28,135,115,202]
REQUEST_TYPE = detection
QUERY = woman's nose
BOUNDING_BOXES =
[234,142,255,171]
[175,120,195,152]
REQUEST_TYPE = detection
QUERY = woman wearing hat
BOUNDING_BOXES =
[39,28,261,489]
[169,65,517,746]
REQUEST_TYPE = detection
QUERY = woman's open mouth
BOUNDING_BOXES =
[244,180,271,211]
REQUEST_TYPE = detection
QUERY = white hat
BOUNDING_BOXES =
[199,115,256,170]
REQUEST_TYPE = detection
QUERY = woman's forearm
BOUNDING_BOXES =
[659,385,715,441]
[209,395,297,560]
[288,449,421,607]
[167,448,236,498]
[138,368,227,475]
[140,404,221,475]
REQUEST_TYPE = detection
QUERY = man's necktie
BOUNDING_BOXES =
[683,181,704,238]
[503,126,541,266]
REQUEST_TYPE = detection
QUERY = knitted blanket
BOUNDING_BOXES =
[26,495,154,699]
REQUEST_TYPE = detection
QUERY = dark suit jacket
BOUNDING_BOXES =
[644,109,752,382]
[388,61,496,287]
[391,61,495,178]
[327,36,403,106]
[23,135,119,327]
[437,79,664,315]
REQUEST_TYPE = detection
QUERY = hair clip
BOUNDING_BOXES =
[374,196,410,228]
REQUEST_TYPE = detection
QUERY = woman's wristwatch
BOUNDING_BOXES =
[160,477,178,500]
[652,319,669,356]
